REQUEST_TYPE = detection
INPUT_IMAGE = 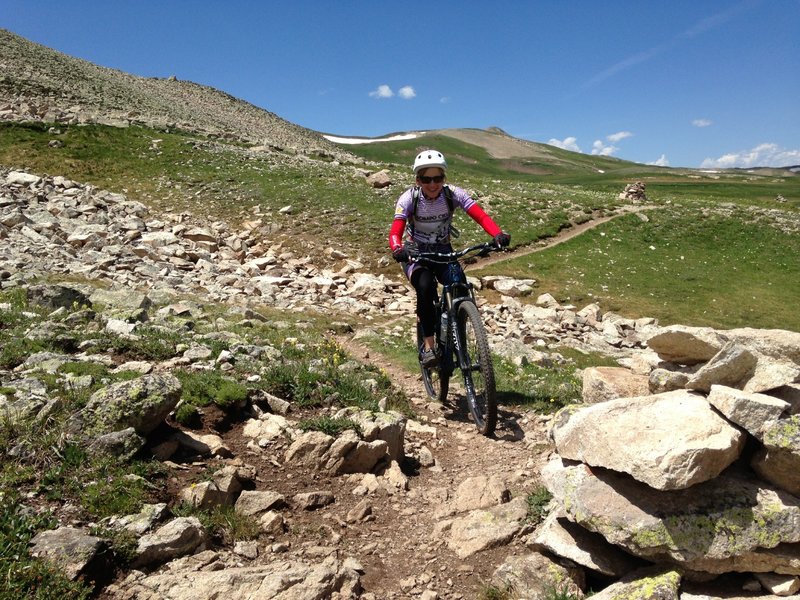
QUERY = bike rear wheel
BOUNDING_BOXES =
[417,321,449,403]
[455,301,497,436]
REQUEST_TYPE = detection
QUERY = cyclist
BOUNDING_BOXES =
[389,149,510,367]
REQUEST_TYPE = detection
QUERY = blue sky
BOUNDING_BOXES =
[3,0,799,168]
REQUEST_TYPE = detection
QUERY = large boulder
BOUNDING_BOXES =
[646,325,725,365]
[131,517,207,568]
[541,458,800,574]
[582,366,651,404]
[68,373,182,437]
[550,391,745,490]
[110,555,361,600]
[707,385,790,440]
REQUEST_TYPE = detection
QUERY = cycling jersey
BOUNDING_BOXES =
[389,185,501,253]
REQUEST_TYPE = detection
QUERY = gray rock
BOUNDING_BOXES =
[446,496,530,558]
[111,555,360,600]
[686,341,757,392]
[294,490,335,510]
[531,512,642,577]
[132,517,206,568]
[491,551,585,600]
[68,373,181,437]
[707,385,790,440]
[751,415,800,496]
[435,475,510,519]
[234,490,285,517]
[88,426,146,460]
[30,526,109,581]
[26,284,91,310]
[589,566,681,600]
[551,391,745,490]
[647,325,725,365]
[542,458,800,573]
[581,366,650,404]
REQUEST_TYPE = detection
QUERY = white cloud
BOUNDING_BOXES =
[547,136,581,152]
[693,119,713,128]
[591,139,618,156]
[369,84,394,99]
[607,131,633,143]
[648,154,670,167]
[398,86,416,99]
[700,143,800,168]
[440,96,451,104]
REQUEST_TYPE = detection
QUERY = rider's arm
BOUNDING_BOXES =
[389,217,406,252]
[466,204,502,237]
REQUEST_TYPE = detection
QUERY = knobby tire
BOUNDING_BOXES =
[456,301,497,436]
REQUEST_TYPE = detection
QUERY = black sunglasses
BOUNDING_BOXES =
[418,175,445,184]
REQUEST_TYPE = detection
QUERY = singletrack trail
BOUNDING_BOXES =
[465,204,652,271]
[326,205,652,597]
[335,332,552,598]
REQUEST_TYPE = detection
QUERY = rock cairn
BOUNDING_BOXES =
[534,325,800,598]
[619,180,647,202]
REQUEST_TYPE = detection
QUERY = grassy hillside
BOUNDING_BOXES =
[340,130,800,204]
[2,121,799,331]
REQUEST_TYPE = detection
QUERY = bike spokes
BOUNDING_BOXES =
[456,302,497,436]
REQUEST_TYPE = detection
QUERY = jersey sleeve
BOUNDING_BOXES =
[449,186,477,212]
[389,189,413,250]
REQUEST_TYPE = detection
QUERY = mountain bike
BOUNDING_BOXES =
[410,242,501,436]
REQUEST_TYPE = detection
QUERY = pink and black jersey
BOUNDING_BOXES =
[392,185,476,246]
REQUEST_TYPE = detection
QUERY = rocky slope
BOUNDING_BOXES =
[0,29,355,161]
[5,168,800,600]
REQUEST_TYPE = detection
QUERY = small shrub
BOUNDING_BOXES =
[477,583,514,600]
[175,369,248,410]
[174,402,200,427]
[172,502,259,545]
[90,326,182,361]
[543,582,583,600]
[298,416,362,437]
[526,486,554,526]
[260,361,325,406]
[91,526,139,565]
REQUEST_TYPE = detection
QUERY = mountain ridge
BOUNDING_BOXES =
[0,28,354,161]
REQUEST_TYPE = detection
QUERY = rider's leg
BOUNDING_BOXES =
[410,268,437,352]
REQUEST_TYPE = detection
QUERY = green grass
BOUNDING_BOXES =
[525,486,553,525]
[476,206,800,330]
[297,416,362,437]
[172,503,260,545]
[0,500,93,599]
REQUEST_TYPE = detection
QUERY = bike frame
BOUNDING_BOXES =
[410,243,497,374]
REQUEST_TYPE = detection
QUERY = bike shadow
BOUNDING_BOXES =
[442,395,525,442]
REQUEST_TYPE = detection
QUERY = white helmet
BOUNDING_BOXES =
[413,150,447,174]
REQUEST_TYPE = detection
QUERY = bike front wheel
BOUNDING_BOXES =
[455,301,497,436]
[417,321,449,403]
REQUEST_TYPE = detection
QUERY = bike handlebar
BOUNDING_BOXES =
[408,242,503,264]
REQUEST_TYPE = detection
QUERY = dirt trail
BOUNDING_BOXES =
[335,334,551,598]
[321,206,653,596]
[466,204,652,271]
